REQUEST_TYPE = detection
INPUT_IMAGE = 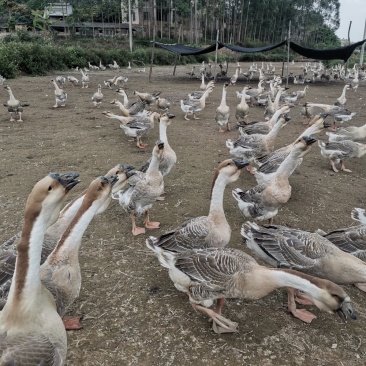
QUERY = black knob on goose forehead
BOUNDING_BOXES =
[156,140,164,150]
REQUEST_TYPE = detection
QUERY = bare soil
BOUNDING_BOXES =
[1,62,366,366]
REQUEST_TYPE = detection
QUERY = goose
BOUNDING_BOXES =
[4,85,24,122]
[102,111,159,148]
[107,60,120,70]
[112,141,165,235]
[188,82,215,100]
[0,172,80,365]
[334,84,350,106]
[242,221,366,304]
[138,113,176,177]
[91,84,103,107]
[109,99,147,117]
[226,115,290,162]
[40,175,118,330]
[155,96,171,111]
[263,94,275,120]
[56,76,66,86]
[238,105,291,136]
[114,76,128,87]
[88,61,99,71]
[235,86,250,123]
[180,87,212,120]
[0,75,6,85]
[326,122,366,142]
[295,85,309,104]
[186,66,195,78]
[116,88,129,107]
[215,83,230,132]
[104,76,117,89]
[0,164,134,309]
[133,90,161,105]
[153,247,355,332]
[146,159,248,255]
[230,67,240,85]
[51,79,67,108]
[318,139,366,173]
[99,60,106,71]
[199,61,206,74]
[114,91,147,115]
[67,75,79,86]
[245,80,265,104]
[232,136,317,223]
[318,208,366,262]
[200,73,208,90]
[350,69,359,91]
[80,69,90,88]
[127,61,132,70]
[137,67,146,73]
[251,115,331,183]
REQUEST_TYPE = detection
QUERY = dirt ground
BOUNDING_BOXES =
[1,62,366,366]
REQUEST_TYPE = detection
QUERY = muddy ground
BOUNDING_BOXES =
[1,62,366,366]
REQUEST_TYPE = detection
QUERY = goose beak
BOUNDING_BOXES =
[302,136,317,146]
[157,140,164,150]
[126,169,137,178]
[337,301,357,321]
[323,121,332,128]
[50,172,80,192]
[167,113,175,119]
[320,113,329,118]
[232,159,249,169]
[284,116,291,122]
[124,165,135,172]
[106,175,119,187]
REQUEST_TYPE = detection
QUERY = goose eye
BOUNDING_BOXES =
[48,186,52,191]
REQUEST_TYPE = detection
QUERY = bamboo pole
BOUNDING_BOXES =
[149,3,156,83]
[214,29,219,82]
[128,0,133,52]
[360,19,366,66]
[173,52,178,76]
[286,20,291,87]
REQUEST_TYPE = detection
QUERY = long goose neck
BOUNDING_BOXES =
[53,81,61,93]
[240,90,248,105]
[9,211,50,303]
[268,108,283,125]
[220,87,227,107]
[7,88,16,102]
[49,202,98,261]
[208,174,227,216]
[275,147,301,176]
[146,153,160,174]
[274,90,282,105]
[266,119,284,142]
[47,195,85,239]
[159,121,169,145]
[298,122,322,139]
[340,86,347,98]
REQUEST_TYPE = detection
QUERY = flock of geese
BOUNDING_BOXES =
[1,59,366,364]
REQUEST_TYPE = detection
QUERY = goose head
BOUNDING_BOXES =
[159,112,175,126]
[213,159,249,186]
[28,172,80,228]
[84,175,119,215]
[310,280,356,321]
[152,140,165,160]
[105,164,135,193]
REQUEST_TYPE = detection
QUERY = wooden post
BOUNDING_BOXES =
[149,26,156,83]
[173,52,178,75]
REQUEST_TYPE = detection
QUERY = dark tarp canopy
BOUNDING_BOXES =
[223,40,287,53]
[154,42,224,55]
[290,40,366,62]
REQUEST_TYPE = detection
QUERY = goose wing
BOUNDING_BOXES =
[242,222,331,270]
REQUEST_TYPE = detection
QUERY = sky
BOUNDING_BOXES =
[335,0,366,41]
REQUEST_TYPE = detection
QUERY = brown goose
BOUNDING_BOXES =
[40,175,118,330]
[0,172,80,365]
[146,159,248,255]
[154,247,355,333]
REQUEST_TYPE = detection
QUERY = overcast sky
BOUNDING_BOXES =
[335,0,366,41]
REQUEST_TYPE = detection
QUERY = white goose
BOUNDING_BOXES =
[51,79,67,108]
[91,84,103,107]
[40,175,118,330]
[4,85,23,122]
[80,69,90,88]
[215,83,230,132]
[0,172,80,365]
